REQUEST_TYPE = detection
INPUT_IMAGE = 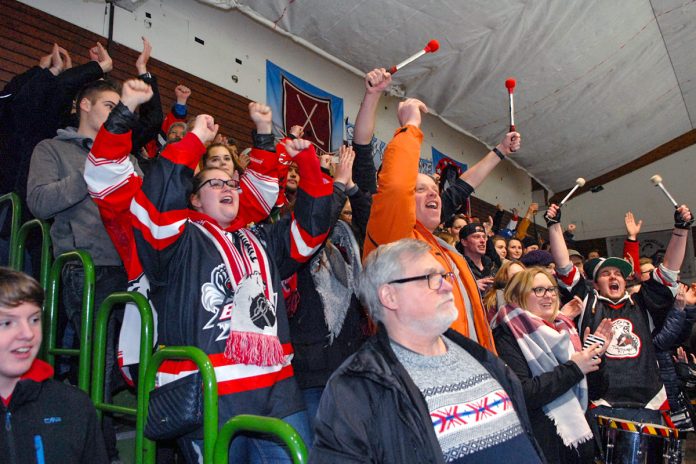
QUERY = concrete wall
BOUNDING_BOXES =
[19,0,534,212]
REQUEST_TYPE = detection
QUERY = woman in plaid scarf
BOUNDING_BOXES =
[493,268,612,464]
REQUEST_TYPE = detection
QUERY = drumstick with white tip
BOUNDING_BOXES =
[559,178,586,207]
[650,174,678,208]
[368,39,440,86]
[505,78,516,133]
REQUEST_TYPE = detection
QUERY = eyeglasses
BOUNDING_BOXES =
[530,286,558,297]
[193,178,240,193]
[388,272,455,291]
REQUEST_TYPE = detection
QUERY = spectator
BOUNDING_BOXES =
[522,236,539,255]
[0,268,107,464]
[287,69,384,426]
[494,268,611,463]
[363,98,520,350]
[27,77,137,462]
[311,239,544,463]
[85,79,333,462]
[546,202,692,429]
[508,237,524,260]
[458,223,497,293]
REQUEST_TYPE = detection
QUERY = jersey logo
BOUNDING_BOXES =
[606,318,641,358]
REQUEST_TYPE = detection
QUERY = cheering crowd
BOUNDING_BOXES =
[1,39,696,464]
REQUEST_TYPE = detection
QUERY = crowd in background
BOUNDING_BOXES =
[2,39,696,464]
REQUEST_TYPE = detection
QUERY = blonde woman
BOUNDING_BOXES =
[493,268,611,464]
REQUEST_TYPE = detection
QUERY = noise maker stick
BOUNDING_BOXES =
[505,78,516,132]
[368,40,440,86]
[389,39,440,74]
[559,177,586,207]
[650,174,678,208]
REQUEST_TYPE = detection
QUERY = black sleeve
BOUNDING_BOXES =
[347,187,372,247]
[493,325,585,410]
[311,374,379,463]
[56,61,104,95]
[440,177,474,224]
[587,357,608,401]
[131,73,164,154]
[492,209,504,234]
[253,131,276,152]
[636,278,677,331]
[485,236,502,268]
[352,142,377,194]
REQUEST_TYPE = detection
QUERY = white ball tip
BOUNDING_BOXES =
[575,177,586,187]
[650,174,662,185]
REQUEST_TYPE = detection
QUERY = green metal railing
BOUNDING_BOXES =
[141,346,218,464]
[14,219,52,288]
[43,250,95,392]
[91,292,154,464]
[0,192,21,268]
[214,415,308,464]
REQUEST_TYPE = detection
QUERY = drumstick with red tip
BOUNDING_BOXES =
[559,177,586,207]
[368,40,440,86]
[650,174,678,208]
[505,78,516,132]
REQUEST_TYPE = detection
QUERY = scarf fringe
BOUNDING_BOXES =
[225,331,285,366]
[549,412,594,448]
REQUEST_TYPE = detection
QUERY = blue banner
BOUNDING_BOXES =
[266,60,344,153]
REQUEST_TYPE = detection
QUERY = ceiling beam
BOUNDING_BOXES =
[549,128,696,204]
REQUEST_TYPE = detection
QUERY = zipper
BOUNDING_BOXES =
[5,411,17,464]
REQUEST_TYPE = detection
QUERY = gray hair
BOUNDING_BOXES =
[357,239,431,322]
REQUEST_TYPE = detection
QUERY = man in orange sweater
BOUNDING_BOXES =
[363,99,520,351]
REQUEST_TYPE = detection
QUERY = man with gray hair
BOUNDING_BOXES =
[310,238,544,463]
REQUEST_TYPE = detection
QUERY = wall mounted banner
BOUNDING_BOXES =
[266,60,344,154]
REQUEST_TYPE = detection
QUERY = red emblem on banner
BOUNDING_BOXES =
[282,76,333,152]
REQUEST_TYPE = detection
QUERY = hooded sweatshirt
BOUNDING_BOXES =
[27,128,141,264]
[0,359,108,464]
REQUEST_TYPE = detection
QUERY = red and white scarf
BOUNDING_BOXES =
[193,219,285,366]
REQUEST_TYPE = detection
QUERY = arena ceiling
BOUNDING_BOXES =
[199,0,696,195]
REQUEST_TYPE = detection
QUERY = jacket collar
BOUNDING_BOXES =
[2,359,53,410]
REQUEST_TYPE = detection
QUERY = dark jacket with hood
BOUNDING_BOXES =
[0,359,107,464]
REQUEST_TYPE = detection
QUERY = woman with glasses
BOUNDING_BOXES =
[85,82,334,463]
[492,267,611,464]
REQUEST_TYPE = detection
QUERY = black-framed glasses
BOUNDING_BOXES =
[388,272,455,291]
[193,178,240,193]
[530,286,558,297]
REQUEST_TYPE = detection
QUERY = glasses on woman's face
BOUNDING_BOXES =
[388,272,455,291]
[194,178,240,193]
[530,286,558,297]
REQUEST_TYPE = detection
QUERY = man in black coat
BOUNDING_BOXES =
[310,238,545,464]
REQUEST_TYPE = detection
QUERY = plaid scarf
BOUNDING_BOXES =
[496,304,593,448]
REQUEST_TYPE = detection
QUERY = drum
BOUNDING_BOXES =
[597,415,683,464]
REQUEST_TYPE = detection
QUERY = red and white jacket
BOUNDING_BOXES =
[85,119,333,422]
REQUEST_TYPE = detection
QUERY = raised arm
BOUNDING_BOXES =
[352,68,389,194]
[133,114,217,281]
[662,205,693,272]
[263,137,334,279]
[459,131,521,189]
[353,68,391,144]
[363,98,427,259]
[545,203,571,269]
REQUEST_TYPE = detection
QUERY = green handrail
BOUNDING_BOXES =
[141,346,218,464]
[214,415,308,464]
[91,292,154,464]
[0,192,21,268]
[43,250,95,392]
[15,219,52,289]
